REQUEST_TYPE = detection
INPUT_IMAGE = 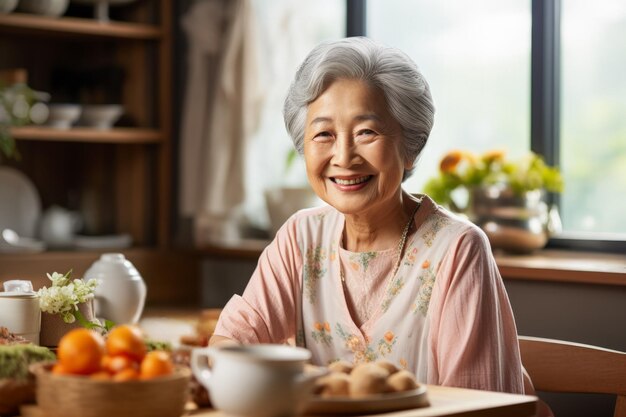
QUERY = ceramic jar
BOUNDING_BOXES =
[0,280,40,344]
[84,253,147,325]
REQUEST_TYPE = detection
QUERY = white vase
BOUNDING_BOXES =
[84,253,147,325]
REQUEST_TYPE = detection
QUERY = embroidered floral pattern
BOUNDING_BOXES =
[381,275,405,313]
[304,246,327,303]
[421,215,451,247]
[349,252,377,272]
[413,260,437,315]
[399,358,408,370]
[403,246,418,266]
[311,321,333,346]
[377,331,397,357]
[336,323,377,363]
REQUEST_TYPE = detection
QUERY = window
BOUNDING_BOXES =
[359,0,626,250]
[560,0,626,237]
[366,0,530,196]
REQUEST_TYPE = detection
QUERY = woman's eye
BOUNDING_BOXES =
[357,129,376,136]
[313,131,333,141]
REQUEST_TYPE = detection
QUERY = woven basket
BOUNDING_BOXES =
[31,363,190,417]
[0,378,35,416]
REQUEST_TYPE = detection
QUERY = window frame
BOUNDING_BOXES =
[349,0,626,253]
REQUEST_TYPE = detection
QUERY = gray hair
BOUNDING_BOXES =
[283,37,435,181]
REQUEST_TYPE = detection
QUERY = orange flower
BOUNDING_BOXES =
[347,335,360,350]
[482,149,506,164]
[314,322,323,331]
[350,262,359,271]
[324,322,331,332]
[439,150,464,173]
[384,331,394,343]
[422,260,430,269]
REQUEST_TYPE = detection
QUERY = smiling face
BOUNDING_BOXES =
[303,78,411,216]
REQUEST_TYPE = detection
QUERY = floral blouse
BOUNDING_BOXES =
[214,195,524,394]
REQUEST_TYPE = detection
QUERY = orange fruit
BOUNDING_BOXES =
[102,354,138,375]
[106,325,146,362]
[51,363,71,375]
[113,368,140,382]
[140,351,174,379]
[57,328,105,375]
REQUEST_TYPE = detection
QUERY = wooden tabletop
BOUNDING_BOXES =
[187,385,537,417]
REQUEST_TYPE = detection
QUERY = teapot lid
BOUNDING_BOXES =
[1,279,37,298]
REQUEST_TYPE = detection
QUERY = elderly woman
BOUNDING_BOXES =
[211,37,525,394]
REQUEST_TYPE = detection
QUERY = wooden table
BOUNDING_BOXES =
[187,385,537,417]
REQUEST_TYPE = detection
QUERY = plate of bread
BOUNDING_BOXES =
[305,360,429,415]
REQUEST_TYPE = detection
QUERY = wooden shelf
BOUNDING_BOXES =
[0,248,203,306]
[12,126,162,144]
[0,13,162,40]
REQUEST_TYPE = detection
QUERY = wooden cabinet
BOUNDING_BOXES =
[0,2,191,301]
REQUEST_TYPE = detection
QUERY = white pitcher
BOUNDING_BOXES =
[84,253,147,324]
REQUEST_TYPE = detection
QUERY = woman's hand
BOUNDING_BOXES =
[208,334,240,348]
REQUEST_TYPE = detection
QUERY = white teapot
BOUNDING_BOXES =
[192,345,324,417]
[84,253,146,324]
[39,205,82,248]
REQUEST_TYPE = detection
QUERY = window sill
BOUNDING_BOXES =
[197,241,626,287]
[494,249,626,286]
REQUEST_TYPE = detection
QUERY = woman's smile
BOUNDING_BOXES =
[330,175,373,190]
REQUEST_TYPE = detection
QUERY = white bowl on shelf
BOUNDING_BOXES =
[46,104,82,129]
[17,0,70,17]
[71,0,139,22]
[78,104,124,130]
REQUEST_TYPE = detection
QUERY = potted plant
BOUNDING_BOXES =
[424,149,564,253]
[37,270,113,347]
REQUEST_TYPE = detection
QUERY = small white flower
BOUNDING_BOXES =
[38,271,99,324]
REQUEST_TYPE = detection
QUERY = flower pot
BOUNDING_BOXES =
[39,301,94,348]
[264,186,323,237]
[467,185,561,254]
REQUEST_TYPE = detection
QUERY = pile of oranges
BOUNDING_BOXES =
[53,325,174,381]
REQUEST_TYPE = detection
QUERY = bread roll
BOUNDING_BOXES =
[374,359,399,375]
[316,372,351,397]
[328,359,353,374]
[387,369,418,392]
[349,363,391,397]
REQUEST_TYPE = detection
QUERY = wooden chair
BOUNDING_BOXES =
[519,336,626,417]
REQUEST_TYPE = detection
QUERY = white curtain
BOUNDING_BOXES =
[179,0,266,243]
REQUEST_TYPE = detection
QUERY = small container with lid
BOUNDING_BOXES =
[0,280,41,344]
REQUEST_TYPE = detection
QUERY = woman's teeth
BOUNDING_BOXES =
[334,176,371,185]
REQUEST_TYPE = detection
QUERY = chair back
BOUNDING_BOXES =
[518,335,626,417]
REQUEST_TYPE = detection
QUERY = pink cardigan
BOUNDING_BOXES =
[214,196,524,394]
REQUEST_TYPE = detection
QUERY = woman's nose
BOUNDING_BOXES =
[331,135,360,167]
